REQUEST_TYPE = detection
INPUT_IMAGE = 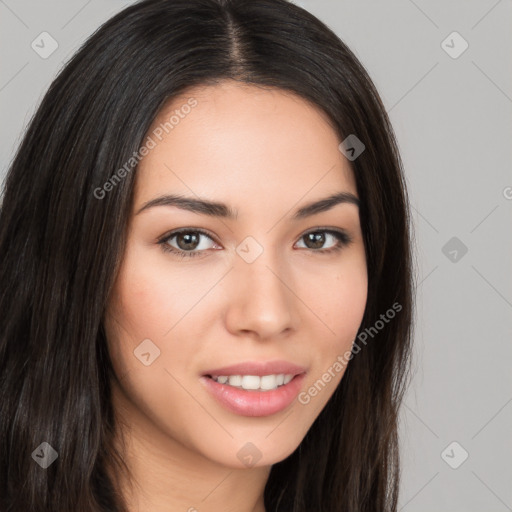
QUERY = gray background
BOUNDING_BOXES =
[1,0,511,510]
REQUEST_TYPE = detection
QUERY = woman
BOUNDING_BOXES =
[0,0,414,510]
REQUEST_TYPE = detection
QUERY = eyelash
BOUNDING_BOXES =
[157,227,352,259]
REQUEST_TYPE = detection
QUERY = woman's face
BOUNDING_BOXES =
[104,80,368,469]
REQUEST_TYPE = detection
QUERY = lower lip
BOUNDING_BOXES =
[200,373,306,417]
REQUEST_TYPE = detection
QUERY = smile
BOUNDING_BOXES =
[208,373,295,391]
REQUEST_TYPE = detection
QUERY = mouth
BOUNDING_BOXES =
[200,360,307,417]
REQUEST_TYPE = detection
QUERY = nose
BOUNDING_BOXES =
[224,250,299,340]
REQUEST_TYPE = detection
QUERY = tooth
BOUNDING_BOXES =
[228,375,242,387]
[214,373,294,390]
[283,374,293,384]
[260,374,277,390]
[241,375,261,390]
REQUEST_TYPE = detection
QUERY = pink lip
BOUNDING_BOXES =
[202,360,307,377]
[200,373,306,417]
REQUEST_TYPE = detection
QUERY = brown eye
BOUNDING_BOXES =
[296,230,351,252]
[303,232,327,249]
[175,232,201,251]
[158,229,218,258]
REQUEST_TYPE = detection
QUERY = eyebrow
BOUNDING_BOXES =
[135,191,359,219]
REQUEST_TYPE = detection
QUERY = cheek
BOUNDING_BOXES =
[103,252,205,440]
[290,257,367,422]
[104,243,219,384]
[307,257,368,342]
[331,268,368,337]
[108,245,198,341]
[103,248,171,380]
[299,253,368,376]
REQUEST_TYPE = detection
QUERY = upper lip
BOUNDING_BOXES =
[202,360,307,377]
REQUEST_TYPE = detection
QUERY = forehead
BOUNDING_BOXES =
[135,80,357,211]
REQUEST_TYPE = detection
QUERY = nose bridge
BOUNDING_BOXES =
[225,236,297,338]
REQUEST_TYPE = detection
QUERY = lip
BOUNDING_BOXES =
[201,360,307,377]
[200,372,307,417]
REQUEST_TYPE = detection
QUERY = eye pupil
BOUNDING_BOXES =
[177,232,200,250]
[305,232,325,249]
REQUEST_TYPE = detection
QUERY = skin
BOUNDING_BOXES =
[104,80,368,512]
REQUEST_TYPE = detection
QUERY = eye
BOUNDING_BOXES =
[158,228,219,258]
[295,229,352,254]
[157,227,352,259]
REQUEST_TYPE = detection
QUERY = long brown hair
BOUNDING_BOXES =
[0,1,414,510]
